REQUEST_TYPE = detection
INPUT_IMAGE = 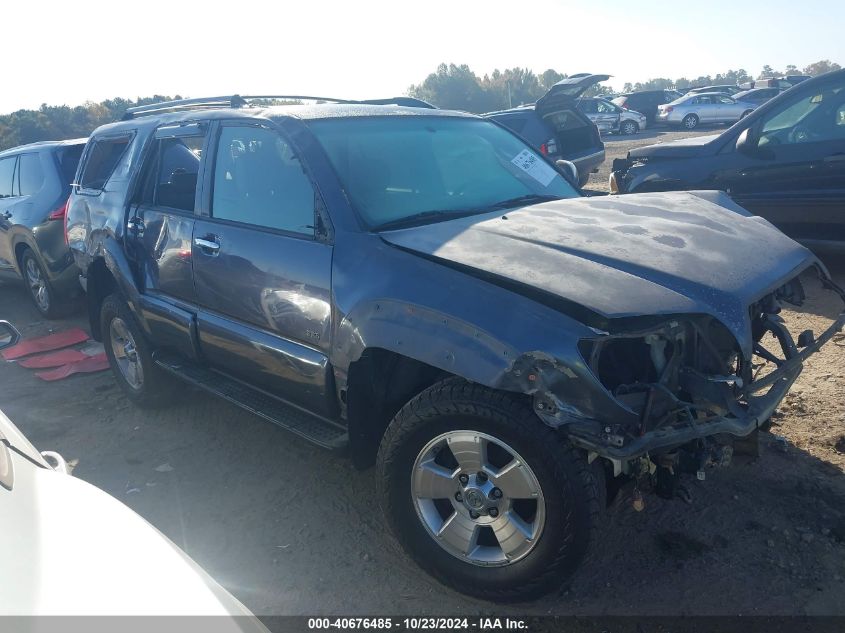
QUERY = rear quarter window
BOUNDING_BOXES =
[79,136,132,190]
[58,145,85,185]
[0,157,15,198]
[18,154,44,196]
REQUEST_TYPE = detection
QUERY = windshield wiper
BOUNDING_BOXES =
[483,194,563,211]
[373,209,481,231]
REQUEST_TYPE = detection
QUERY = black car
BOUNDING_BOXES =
[484,74,607,187]
[612,89,683,124]
[611,69,845,249]
[67,94,843,601]
[0,139,86,317]
[732,87,783,106]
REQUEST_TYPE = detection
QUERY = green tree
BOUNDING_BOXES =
[803,59,842,76]
[408,63,488,112]
[758,65,780,79]
[539,69,565,90]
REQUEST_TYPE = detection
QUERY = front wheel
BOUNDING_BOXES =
[682,113,699,130]
[377,379,601,601]
[620,120,639,135]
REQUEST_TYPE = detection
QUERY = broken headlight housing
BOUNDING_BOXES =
[578,317,743,432]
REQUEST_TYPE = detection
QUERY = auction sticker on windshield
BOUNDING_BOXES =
[511,149,557,187]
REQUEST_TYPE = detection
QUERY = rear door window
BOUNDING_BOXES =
[0,157,15,198]
[18,154,44,196]
[138,128,205,212]
[79,136,132,190]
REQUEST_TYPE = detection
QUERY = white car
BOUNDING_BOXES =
[577,97,647,135]
[0,321,266,627]
[656,92,757,129]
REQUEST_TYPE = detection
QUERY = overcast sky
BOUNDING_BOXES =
[3,0,843,114]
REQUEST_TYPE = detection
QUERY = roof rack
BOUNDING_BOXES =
[122,95,436,119]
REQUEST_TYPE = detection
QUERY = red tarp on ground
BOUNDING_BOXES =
[1,328,90,361]
[18,349,90,369]
[34,353,109,381]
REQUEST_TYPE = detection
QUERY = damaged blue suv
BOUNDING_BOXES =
[66,95,844,601]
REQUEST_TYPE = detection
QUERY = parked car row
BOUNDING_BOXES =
[1,72,843,602]
[611,69,845,249]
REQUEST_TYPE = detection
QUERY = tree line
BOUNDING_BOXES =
[0,59,841,151]
[407,60,841,113]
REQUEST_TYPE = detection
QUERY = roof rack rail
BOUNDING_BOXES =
[122,94,437,119]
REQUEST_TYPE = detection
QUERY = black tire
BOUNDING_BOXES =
[20,249,66,319]
[377,378,601,601]
[740,109,753,120]
[682,113,699,130]
[100,294,177,407]
[620,120,639,135]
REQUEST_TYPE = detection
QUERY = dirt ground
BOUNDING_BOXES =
[2,126,844,616]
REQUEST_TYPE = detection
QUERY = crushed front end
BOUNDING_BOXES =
[537,264,845,480]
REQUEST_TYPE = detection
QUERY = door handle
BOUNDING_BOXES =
[823,154,845,163]
[126,217,145,236]
[194,236,221,255]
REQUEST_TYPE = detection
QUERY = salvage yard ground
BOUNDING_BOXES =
[1,128,844,616]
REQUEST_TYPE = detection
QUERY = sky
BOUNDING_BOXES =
[3,0,843,114]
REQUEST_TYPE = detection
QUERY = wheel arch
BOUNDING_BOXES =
[84,237,145,340]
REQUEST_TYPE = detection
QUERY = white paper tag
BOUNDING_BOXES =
[511,149,558,187]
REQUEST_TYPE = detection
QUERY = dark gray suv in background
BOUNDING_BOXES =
[485,74,608,186]
[0,139,86,317]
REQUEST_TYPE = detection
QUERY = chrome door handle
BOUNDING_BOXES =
[194,237,220,254]
[126,217,145,235]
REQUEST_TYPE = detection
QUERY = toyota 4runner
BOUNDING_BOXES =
[66,95,845,601]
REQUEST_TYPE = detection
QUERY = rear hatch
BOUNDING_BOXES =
[535,74,610,159]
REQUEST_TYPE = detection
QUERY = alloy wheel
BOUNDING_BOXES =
[24,256,50,313]
[109,317,144,389]
[411,430,545,566]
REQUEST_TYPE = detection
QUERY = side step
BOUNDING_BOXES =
[153,352,348,450]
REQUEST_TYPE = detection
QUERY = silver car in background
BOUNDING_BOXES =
[577,97,647,135]
[656,92,758,129]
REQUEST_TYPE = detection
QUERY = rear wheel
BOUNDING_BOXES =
[20,249,65,319]
[377,378,601,601]
[620,120,639,135]
[682,113,699,130]
[100,294,177,407]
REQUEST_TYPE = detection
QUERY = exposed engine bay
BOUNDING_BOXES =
[557,265,845,498]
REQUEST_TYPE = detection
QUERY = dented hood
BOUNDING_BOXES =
[380,191,815,353]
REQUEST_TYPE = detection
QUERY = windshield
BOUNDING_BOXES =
[307,116,578,229]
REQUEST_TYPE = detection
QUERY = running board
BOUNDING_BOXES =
[153,352,348,450]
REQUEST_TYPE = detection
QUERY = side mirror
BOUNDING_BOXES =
[0,321,20,351]
[736,127,760,157]
[736,126,776,159]
[555,160,579,187]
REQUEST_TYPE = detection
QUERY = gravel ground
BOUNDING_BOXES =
[1,126,844,616]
